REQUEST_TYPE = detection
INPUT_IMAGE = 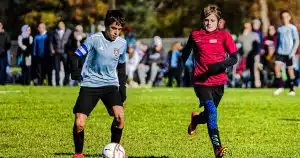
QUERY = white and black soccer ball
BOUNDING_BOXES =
[102,143,126,158]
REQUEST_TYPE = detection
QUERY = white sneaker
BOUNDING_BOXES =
[273,88,284,95]
[288,91,296,96]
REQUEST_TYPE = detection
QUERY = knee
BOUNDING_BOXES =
[114,112,125,128]
[75,118,86,132]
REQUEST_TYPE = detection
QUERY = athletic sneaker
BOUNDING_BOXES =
[273,88,284,95]
[288,91,296,96]
[188,112,198,135]
[215,146,228,158]
[72,153,84,158]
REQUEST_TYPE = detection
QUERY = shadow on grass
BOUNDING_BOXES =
[281,118,300,122]
[54,153,168,158]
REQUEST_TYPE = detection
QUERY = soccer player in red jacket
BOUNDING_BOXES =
[182,5,238,158]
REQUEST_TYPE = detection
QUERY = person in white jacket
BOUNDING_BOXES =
[18,25,33,85]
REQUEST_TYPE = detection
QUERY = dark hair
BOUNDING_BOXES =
[57,20,65,25]
[201,4,222,21]
[280,10,293,23]
[105,10,125,27]
[280,10,291,17]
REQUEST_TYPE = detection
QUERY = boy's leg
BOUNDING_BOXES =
[73,87,100,154]
[213,85,224,108]
[73,113,87,154]
[274,55,285,95]
[188,86,211,135]
[204,100,223,153]
[287,57,296,95]
[100,86,125,143]
[191,85,224,126]
[111,106,125,143]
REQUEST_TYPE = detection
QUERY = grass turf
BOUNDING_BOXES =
[0,86,300,158]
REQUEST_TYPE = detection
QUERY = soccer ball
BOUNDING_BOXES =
[102,143,126,158]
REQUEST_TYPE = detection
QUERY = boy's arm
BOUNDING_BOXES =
[71,37,93,80]
[290,26,300,58]
[207,52,238,74]
[117,45,127,103]
[182,35,195,64]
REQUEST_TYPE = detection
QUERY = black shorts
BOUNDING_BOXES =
[194,85,224,107]
[73,86,123,116]
[275,54,293,67]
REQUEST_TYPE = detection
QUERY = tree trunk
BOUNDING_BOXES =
[259,0,270,35]
[109,0,116,9]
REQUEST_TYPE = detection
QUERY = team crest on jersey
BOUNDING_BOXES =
[114,48,119,56]
[209,39,218,43]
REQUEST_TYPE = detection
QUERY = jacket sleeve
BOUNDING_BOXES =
[182,35,196,64]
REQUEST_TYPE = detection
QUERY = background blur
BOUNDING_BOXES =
[1,0,300,39]
[1,0,300,88]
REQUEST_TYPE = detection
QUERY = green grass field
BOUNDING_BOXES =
[0,86,300,158]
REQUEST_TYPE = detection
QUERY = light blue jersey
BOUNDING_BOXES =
[277,24,299,56]
[75,32,127,87]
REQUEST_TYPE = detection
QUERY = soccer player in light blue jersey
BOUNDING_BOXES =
[274,10,299,96]
[71,10,127,158]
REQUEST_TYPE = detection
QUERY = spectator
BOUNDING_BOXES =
[18,25,33,85]
[295,23,300,87]
[137,36,165,88]
[167,41,183,87]
[51,20,72,86]
[252,19,264,87]
[124,25,136,47]
[135,40,148,63]
[0,21,10,85]
[126,43,139,88]
[33,23,53,86]
[67,24,86,86]
[261,25,277,87]
[237,22,260,88]
[273,10,299,96]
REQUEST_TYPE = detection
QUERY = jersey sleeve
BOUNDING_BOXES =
[118,42,127,64]
[291,25,299,56]
[182,34,196,64]
[224,31,238,54]
[75,37,94,56]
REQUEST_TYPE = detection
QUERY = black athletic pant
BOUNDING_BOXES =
[35,56,53,86]
[54,53,69,86]
[22,65,31,85]
[168,68,182,87]
[0,56,7,85]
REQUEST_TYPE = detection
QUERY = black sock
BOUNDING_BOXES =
[193,111,208,124]
[288,78,295,92]
[73,124,84,153]
[208,128,222,151]
[111,124,123,143]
